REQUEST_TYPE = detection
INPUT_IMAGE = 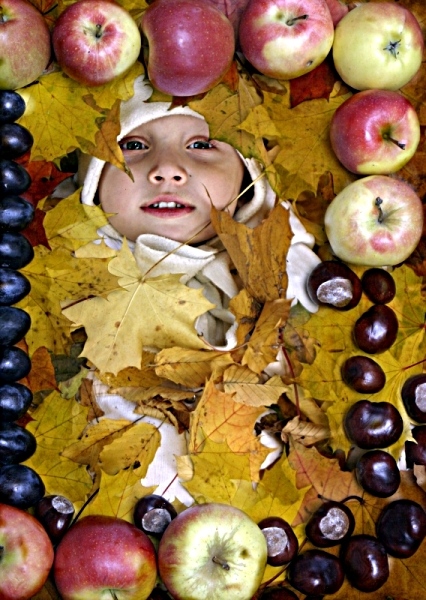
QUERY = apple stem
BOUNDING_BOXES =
[95,23,103,39]
[375,197,384,224]
[212,556,230,570]
[383,40,401,58]
[383,132,406,149]
[109,590,119,599]
[0,545,3,562]
[286,14,308,26]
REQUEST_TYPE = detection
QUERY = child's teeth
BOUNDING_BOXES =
[152,201,185,208]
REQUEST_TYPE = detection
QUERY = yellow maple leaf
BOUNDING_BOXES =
[154,347,234,387]
[239,86,356,200]
[190,378,272,481]
[63,243,213,375]
[188,72,263,158]
[42,191,110,251]
[17,245,119,355]
[17,63,143,163]
[24,391,93,507]
[223,365,289,407]
[83,465,156,522]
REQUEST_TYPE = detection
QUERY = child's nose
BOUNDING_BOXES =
[148,161,188,184]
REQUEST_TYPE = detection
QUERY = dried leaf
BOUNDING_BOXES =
[154,348,234,387]
[223,366,288,407]
[211,203,292,303]
[189,378,272,481]
[281,416,330,446]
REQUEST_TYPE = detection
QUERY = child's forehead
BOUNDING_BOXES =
[125,114,209,138]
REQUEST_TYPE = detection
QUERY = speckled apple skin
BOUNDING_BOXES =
[142,0,235,96]
[324,175,424,267]
[158,503,268,600]
[53,515,157,600]
[330,90,420,175]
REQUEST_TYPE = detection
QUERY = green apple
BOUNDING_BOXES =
[332,3,424,91]
[158,502,268,600]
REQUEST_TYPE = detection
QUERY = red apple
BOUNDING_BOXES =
[52,0,141,87]
[239,0,334,80]
[324,175,424,267]
[53,514,157,600]
[330,89,421,175]
[158,502,268,600]
[0,502,54,600]
[141,0,235,96]
[332,3,424,91]
[0,0,51,90]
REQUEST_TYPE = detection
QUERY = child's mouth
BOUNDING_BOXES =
[142,199,194,217]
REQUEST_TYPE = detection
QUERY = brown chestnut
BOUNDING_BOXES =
[257,516,299,566]
[307,261,362,310]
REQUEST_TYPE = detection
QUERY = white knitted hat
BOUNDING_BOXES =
[78,75,275,227]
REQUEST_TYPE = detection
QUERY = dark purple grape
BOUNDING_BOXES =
[0,195,34,231]
[307,261,362,310]
[355,450,400,498]
[34,494,75,544]
[133,494,177,537]
[361,268,396,304]
[0,306,31,346]
[405,425,426,467]
[0,463,45,508]
[376,499,426,558]
[0,382,32,422]
[344,400,403,449]
[0,345,31,382]
[0,421,36,464]
[353,304,398,354]
[0,267,31,305]
[0,231,34,269]
[0,159,31,195]
[340,534,389,592]
[0,123,33,159]
[259,587,298,600]
[305,500,355,548]
[287,549,344,596]
[257,516,299,565]
[0,91,26,124]
[341,355,386,393]
[401,374,426,423]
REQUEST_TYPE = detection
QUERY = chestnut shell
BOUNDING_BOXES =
[305,500,355,548]
[258,516,299,566]
[341,355,386,394]
[340,534,389,592]
[307,261,362,310]
[344,400,403,449]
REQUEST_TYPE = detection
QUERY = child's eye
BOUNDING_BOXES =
[120,140,147,151]
[188,140,213,150]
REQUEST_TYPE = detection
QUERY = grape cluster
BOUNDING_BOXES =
[0,90,45,509]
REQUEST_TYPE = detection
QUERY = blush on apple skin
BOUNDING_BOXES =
[239,0,334,80]
[141,0,235,97]
[324,175,424,267]
[0,0,51,90]
[0,503,54,600]
[330,90,420,175]
[53,515,157,600]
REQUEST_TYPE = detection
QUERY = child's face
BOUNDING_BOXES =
[98,115,245,243]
